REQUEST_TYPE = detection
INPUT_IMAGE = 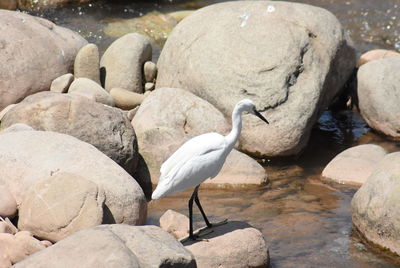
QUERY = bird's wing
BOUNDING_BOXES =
[160,132,225,180]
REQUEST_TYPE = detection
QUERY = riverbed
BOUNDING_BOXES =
[24,0,400,267]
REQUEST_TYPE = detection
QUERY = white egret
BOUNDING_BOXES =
[152,99,269,240]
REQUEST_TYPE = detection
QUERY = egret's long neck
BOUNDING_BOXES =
[226,106,243,149]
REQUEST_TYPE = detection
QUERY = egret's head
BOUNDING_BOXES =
[237,99,269,124]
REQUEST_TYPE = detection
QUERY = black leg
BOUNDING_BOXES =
[193,185,212,228]
[188,187,197,240]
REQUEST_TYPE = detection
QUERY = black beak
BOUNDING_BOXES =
[253,109,269,124]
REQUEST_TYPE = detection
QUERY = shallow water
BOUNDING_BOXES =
[148,110,400,268]
[24,0,400,59]
[23,1,400,266]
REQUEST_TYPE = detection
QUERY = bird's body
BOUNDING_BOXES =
[152,132,231,199]
[151,99,269,240]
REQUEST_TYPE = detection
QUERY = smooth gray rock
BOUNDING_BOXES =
[74,44,101,84]
[357,58,400,139]
[156,1,355,157]
[18,172,105,242]
[14,225,196,268]
[69,77,114,106]
[0,10,87,110]
[100,33,152,93]
[322,144,387,186]
[50,73,74,93]
[144,61,157,82]
[352,152,400,255]
[0,92,138,175]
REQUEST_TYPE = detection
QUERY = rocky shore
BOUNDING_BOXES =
[0,1,400,267]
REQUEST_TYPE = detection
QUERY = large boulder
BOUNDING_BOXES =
[185,221,269,268]
[100,33,152,93]
[0,10,87,110]
[14,225,196,268]
[352,152,400,255]
[132,88,267,186]
[18,172,105,242]
[156,1,355,157]
[322,144,387,186]
[357,58,400,139]
[0,92,138,174]
[0,130,146,226]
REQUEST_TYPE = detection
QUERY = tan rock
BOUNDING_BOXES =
[0,10,87,110]
[50,73,74,93]
[0,92,138,175]
[0,186,17,218]
[185,221,269,268]
[0,219,18,235]
[144,82,155,91]
[322,144,387,186]
[74,44,101,84]
[156,1,355,157]
[110,88,145,110]
[18,172,105,242]
[160,209,189,239]
[40,240,53,248]
[69,78,114,106]
[127,107,139,121]
[13,225,196,268]
[0,123,34,133]
[352,152,400,255]
[144,61,157,82]
[357,58,400,139]
[357,49,400,67]
[0,130,146,226]
[100,33,152,93]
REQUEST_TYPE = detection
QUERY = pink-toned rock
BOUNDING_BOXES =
[357,58,400,139]
[0,221,17,235]
[357,49,400,67]
[0,10,87,110]
[0,130,146,226]
[0,186,17,219]
[40,240,53,248]
[185,221,269,268]
[160,209,189,239]
[322,144,387,186]
[100,33,152,93]
[18,172,105,242]
[50,73,74,93]
[352,152,400,256]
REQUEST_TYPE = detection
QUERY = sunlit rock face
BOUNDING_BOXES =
[156,1,356,157]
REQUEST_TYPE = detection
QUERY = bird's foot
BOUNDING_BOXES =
[189,231,212,242]
[207,219,228,228]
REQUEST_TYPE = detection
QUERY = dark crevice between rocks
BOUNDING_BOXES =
[183,118,189,134]
[287,42,309,88]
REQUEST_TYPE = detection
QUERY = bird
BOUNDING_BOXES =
[151,99,269,240]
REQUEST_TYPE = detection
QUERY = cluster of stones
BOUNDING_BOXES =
[50,33,157,113]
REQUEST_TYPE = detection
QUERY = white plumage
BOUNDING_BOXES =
[151,99,269,240]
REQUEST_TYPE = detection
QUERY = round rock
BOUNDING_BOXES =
[185,221,269,268]
[69,77,114,106]
[0,130,146,226]
[0,10,87,110]
[18,172,105,242]
[160,209,189,239]
[352,152,400,255]
[156,1,355,157]
[143,61,157,82]
[74,44,101,84]
[357,49,400,67]
[13,225,196,268]
[110,87,145,110]
[0,92,138,175]
[357,58,400,139]
[50,73,74,93]
[100,33,152,93]
[322,144,387,186]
